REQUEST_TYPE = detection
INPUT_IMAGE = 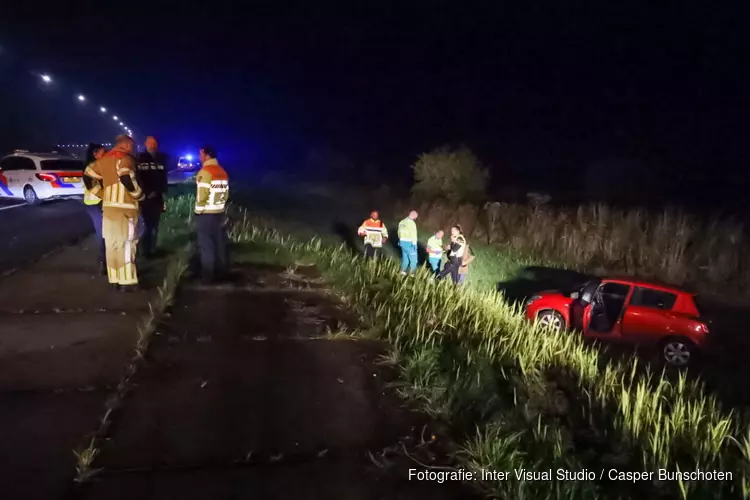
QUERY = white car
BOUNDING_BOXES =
[0,151,85,204]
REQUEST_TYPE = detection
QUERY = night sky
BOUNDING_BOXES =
[1,2,748,201]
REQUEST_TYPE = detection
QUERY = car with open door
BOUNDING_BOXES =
[524,277,709,367]
[0,150,85,204]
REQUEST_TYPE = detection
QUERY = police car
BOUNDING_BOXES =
[0,150,85,205]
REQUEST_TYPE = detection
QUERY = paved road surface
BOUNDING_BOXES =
[0,199,92,273]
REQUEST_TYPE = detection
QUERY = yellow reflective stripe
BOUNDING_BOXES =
[84,165,102,179]
[197,182,212,188]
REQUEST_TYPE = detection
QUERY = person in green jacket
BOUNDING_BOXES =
[426,229,444,275]
[397,209,419,275]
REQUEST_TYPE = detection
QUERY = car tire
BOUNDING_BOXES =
[24,186,40,205]
[537,310,566,332]
[660,337,695,367]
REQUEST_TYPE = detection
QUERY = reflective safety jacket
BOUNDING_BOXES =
[82,161,102,206]
[426,235,443,259]
[357,218,388,248]
[448,234,467,260]
[84,149,144,215]
[397,217,417,244]
[195,159,229,215]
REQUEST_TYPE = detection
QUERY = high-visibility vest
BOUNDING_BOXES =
[398,217,417,244]
[195,159,229,214]
[357,218,388,247]
[426,235,443,258]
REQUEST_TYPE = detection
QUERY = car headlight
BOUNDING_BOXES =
[525,295,542,307]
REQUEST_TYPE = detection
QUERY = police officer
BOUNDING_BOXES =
[136,136,169,258]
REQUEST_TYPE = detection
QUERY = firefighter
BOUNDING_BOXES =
[438,225,467,284]
[194,145,230,283]
[426,229,444,275]
[83,135,144,291]
[397,210,419,275]
[83,143,108,274]
[136,136,169,258]
[357,210,388,259]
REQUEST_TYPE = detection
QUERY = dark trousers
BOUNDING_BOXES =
[139,199,162,256]
[364,244,382,260]
[439,256,461,284]
[84,203,106,265]
[195,214,229,281]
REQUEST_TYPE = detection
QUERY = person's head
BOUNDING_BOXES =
[114,135,135,154]
[435,229,444,239]
[408,209,418,220]
[199,145,217,163]
[145,136,158,154]
[86,143,106,163]
[370,210,379,220]
[450,225,463,237]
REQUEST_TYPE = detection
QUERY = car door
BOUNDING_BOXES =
[583,282,632,341]
[621,286,678,344]
[5,157,37,199]
[570,280,600,330]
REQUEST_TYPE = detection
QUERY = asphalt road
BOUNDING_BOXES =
[0,199,92,274]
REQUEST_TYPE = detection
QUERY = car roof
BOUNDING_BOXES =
[3,152,80,161]
[602,276,693,295]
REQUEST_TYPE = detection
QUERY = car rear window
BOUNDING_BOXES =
[630,286,677,310]
[40,159,85,171]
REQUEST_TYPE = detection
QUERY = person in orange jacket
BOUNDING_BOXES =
[357,210,388,259]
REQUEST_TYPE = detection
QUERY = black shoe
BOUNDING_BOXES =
[119,285,141,293]
[110,284,121,292]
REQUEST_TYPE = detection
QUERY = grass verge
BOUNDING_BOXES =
[229,211,750,499]
[73,195,193,483]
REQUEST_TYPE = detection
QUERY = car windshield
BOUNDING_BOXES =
[40,159,85,171]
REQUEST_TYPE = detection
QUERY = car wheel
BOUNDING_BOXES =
[661,337,694,367]
[537,310,565,332]
[24,186,40,205]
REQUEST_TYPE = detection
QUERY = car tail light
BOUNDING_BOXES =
[35,173,56,182]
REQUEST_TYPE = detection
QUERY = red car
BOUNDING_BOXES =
[524,277,710,367]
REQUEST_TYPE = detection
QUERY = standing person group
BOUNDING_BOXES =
[83,136,231,290]
[354,209,474,284]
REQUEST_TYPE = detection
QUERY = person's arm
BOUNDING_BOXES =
[194,169,210,214]
[382,223,388,241]
[117,156,144,201]
[357,221,367,236]
[159,153,169,196]
[83,161,103,199]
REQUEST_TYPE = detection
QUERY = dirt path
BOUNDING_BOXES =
[0,238,167,500]
[78,263,474,499]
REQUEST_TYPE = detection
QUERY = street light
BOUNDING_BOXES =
[100,106,107,112]
[119,122,124,126]
[77,94,86,102]
[41,74,52,83]
[113,115,118,120]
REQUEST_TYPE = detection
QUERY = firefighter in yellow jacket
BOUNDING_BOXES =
[83,135,145,291]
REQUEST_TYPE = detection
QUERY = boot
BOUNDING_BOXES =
[119,284,141,293]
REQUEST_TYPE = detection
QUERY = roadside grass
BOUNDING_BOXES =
[73,193,193,483]
[228,211,750,499]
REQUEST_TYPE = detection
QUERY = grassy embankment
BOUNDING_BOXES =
[224,205,750,500]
